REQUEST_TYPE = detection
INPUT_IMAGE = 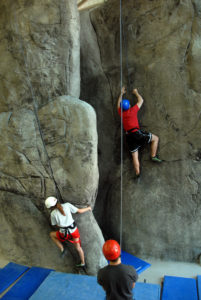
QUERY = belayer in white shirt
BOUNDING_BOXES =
[45,196,91,267]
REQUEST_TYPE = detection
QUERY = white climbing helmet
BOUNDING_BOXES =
[45,196,57,208]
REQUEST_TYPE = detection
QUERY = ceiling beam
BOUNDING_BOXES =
[78,0,89,8]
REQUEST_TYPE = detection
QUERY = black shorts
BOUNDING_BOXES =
[126,130,152,153]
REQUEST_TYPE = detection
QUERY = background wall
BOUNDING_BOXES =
[80,0,201,261]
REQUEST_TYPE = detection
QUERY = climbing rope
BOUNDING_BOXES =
[14,12,62,201]
[119,0,123,248]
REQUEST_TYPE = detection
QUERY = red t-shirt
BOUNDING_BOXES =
[118,105,140,131]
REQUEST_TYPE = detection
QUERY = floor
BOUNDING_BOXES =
[138,257,201,285]
[1,255,201,286]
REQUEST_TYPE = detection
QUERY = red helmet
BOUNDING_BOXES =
[103,240,121,261]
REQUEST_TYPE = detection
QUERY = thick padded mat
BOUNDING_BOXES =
[121,251,151,274]
[161,275,198,300]
[134,282,161,300]
[30,271,105,300]
[0,262,29,294]
[2,266,52,299]
[197,276,201,300]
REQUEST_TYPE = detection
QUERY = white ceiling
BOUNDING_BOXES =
[77,0,106,10]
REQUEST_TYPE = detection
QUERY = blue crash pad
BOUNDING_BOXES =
[2,266,52,300]
[0,262,29,294]
[196,276,201,300]
[134,282,161,300]
[161,275,198,300]
[29,271,105,300]
[121,251,151,274]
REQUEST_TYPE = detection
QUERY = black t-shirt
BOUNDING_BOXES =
[97,263,138,300]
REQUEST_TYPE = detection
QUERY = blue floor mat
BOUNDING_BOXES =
[2,266,52,300]
[0,262,29,294]
[196,276,201,300]
[29,271,105,300]
[161,275,198,300]
[134,282,161,300]
[121,251,151,274]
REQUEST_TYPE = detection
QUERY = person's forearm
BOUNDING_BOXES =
[136,92,144,103]
[133,88,144,108]
[117,86,126,109]
[77,206,91,214]
[117,92,123,109]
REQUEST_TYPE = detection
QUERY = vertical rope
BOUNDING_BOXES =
[119,0,123,248]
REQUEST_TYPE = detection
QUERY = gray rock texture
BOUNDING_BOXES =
[80,0,201,261]
[0,94,106,274]
[80,10,117,229]
[0,0,106,275]
[0,0,80,112]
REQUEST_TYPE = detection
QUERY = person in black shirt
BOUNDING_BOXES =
[97,240,138,300]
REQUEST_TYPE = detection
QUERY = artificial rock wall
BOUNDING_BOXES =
[0,0,106,275]
[1,0,201,275]
[80,0,201,261]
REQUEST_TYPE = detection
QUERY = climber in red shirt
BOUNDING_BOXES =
[118,87,162,177]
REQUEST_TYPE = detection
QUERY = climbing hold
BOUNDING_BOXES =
[103,240,121,261]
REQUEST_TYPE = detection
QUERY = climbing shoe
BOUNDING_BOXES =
[151,156,162,163]
[76,263,85,268]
